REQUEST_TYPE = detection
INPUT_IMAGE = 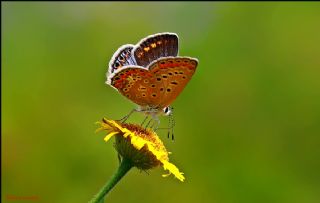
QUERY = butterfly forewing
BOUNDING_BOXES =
[133,33,179,67]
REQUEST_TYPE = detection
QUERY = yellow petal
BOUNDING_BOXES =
[96,118,186,182]
[104,131,119,142]
[162,161,185,182]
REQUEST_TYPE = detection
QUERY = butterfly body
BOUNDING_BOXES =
[106,33,198,119]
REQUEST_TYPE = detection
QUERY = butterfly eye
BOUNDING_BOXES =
[163,106,172,116]
[164,107,169,113]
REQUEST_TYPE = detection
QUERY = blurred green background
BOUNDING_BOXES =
[2,2,320,203]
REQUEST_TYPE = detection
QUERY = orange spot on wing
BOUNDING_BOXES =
[144,47,150,52]
[115,82,123,88]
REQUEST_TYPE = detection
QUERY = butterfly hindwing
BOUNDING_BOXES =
[109,66,166,107]
[109,57,198,109]
[148,57,198,108]
[108,44,136,75]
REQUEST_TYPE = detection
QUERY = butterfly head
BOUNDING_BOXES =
[163,106,173,116]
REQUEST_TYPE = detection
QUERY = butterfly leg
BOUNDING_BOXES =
[151,116,161,131]
[144,117,152,129]
[169,113,175,140]
[118,108,137,123]
[141,115,149,126]
[155,110,175,140]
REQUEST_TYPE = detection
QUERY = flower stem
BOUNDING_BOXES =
[89,158,133,203]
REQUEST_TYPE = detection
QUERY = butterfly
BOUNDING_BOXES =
[106,33,198,134]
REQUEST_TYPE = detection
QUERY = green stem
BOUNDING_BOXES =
[89,158,133,203]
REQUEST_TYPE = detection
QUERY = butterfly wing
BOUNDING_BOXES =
[108,57,198,109]
[108,66,166,107]
[107,34,197,110]
[108,44,137,76]
[133,33,179,67]
[148,57,198,109]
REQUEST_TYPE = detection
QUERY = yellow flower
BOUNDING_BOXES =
[96,118,185,182]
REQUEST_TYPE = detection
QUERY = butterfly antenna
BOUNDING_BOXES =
[155,107,175,139]
[167,114,172,139]
[170,109,175,141]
